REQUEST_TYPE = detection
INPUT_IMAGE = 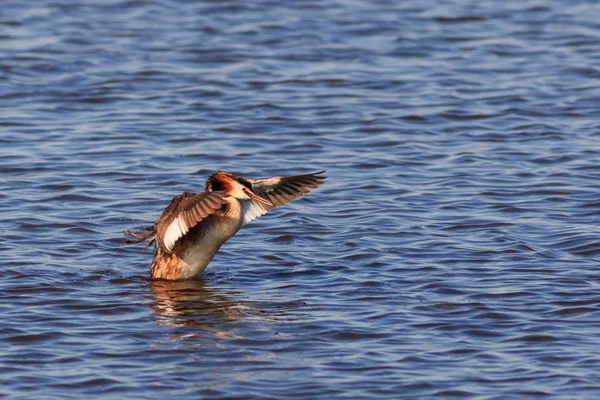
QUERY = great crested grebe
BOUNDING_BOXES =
[125,170,326,280]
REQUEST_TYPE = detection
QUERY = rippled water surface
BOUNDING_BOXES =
[2,0,600,398]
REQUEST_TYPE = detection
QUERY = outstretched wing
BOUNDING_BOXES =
[241,171,326,224]
[155,191,228,252]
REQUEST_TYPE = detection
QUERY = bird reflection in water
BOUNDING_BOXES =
[148,279,310,343]
[148,279,248,339]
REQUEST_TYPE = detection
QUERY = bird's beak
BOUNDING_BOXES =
[248,190,272,206]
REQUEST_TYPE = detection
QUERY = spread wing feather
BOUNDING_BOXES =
[155,191,228,252]
[241,171,326,224]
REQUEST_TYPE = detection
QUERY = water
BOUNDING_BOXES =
[2,0,600,398]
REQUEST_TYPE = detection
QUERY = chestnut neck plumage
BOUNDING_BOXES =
[205,171,251,193]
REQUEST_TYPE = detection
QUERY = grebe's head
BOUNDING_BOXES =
[206,171,272,205]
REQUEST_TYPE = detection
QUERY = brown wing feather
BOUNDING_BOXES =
[242,171,326,223]
[155,191,228,252]
[253,171,325,208]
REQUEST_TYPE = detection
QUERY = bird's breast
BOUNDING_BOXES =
[176,199,244,279]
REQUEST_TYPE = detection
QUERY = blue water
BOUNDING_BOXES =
[2,0,600,398]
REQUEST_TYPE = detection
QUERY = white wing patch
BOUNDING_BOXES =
[241,200,269,224]
[247,176,282,192]
[163,215,188,252]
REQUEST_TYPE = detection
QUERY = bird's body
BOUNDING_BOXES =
[149,194,243,280]
[125,171,325,280]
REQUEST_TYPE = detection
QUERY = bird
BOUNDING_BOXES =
[125,170,326,280]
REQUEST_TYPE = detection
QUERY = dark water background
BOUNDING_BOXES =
[2,0,600,398]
